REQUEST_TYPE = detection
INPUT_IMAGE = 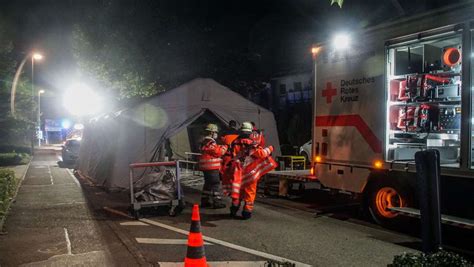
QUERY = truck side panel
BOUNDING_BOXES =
[314,36,385,193]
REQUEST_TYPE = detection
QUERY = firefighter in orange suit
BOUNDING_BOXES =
[220,120,239,189]
[224,122,277,219]
[199,123,227,209]
[220,120,240,146]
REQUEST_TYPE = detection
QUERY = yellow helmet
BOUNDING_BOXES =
[205,123,218,132]
[240,122,253,133]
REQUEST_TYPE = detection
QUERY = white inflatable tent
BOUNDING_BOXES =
[78,78,281,189]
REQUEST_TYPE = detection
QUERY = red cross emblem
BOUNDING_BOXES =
[322,82,337,103]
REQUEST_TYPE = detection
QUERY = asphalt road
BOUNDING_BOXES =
[0,149,423,266]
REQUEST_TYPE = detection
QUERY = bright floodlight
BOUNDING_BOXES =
[63,83,102,116]
[33,53,43,60]
[332,33,350,50]
[39,89,45,94]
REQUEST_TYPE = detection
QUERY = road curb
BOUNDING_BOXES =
[105,218,152,266]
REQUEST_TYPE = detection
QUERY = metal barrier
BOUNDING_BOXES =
[184,152,202,175]
[277,155,306,170]
[129,161,184,218]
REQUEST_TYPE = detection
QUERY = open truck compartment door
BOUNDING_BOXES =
[311,3,474,226]
[386,33,462,168]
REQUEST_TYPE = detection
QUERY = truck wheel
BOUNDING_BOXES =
[367,179,411,227]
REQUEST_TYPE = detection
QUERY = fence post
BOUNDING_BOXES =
[415,149,442,254]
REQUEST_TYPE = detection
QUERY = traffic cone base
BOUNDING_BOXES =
[184,204,207,267]
[184,257,208,266]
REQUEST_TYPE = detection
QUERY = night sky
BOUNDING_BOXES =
[0,0,463,118]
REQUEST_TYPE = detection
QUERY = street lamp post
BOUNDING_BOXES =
[37,89,45,146]
[10,52,43,116]
[31,54,43,100]
[31,53,43,147]
[9,51,44,153]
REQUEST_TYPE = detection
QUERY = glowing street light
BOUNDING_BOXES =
[33,53,43,60]
[311,46,321,55]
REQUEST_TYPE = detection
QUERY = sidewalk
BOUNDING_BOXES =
[0,150,139,266]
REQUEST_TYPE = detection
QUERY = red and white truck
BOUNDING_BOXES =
[269,2,474,228]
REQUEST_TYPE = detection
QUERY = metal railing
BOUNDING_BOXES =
[184,152,202,175]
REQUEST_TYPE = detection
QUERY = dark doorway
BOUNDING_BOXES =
[187,109,227,153]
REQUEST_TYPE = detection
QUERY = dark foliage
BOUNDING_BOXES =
[389,250,473,267]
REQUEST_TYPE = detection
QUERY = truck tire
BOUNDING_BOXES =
[366,178,412,227]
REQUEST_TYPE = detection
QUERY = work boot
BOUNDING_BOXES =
[242,210,252,220]
[230,205,239,218]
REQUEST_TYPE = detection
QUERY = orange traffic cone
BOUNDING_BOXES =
[184,204,208,267]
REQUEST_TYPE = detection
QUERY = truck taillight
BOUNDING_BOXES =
[373,160,383,169]
[310,165,315,176]
[314,156,322,163]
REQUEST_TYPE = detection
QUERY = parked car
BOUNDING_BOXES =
[62,139,80,164]
[299,140,311,163]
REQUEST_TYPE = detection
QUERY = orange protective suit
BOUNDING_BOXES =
[198,137,227,171]
[222,138,277,215]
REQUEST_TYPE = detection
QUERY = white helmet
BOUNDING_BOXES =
[205,123,218,132]
[240,122,253,133]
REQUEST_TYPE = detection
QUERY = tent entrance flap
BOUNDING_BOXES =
[186,109,228,155]
[167,109,229,159]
